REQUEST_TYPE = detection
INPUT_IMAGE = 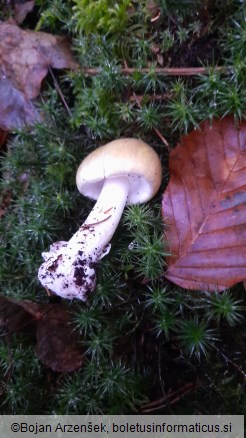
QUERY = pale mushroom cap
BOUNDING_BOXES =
[76,138,162,204]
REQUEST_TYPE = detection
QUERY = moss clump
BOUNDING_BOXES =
[73,0,132,34]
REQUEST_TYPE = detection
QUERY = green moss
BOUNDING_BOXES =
[72,0,132,34]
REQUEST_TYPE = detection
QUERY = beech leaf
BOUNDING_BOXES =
[35,304,83,373]
[0,19,78,130]
[162,116,246,291]
[0,296,83,372]
[0,78,41,130]
[0,296,37,334]
[14,1,35,24]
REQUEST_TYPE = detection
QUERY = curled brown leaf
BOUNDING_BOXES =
[0,296,83,372]
[0,19,78,130]
[163,116,246,291]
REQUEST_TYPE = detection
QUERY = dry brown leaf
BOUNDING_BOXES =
[0,78,41,130]
[0,296,83,372]
[14,0,35,24]
[0,19,78,130]
[0,296,36,334]
[0,19,78,99]
[162,116,246,291]
[36,304,83,373]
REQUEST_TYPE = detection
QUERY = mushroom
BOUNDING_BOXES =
[38,138,162,300]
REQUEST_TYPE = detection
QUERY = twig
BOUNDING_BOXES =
[48,67,72,117]
[132,92,171,152]
[79,66,228,76]
[141,382,197,413]
[80,215,112,229]
[213,346,246,382]
[129,93,171,103]
[153,126,171,152]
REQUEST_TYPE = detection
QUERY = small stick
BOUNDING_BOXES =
[80,215,112,230]
[79,66,227,76]
[129,93,171,103]
[153,126,171,152]
[141,382,197,413]
[213,346,246,382]
[49,67,72,117]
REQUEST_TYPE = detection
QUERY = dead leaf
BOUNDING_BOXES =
[0,19,78,130]
[0,19,78,99]
[14,0,35,24]
[36,304,83,372]
[162,116,246,291]
[0,296,36,334]
[0,78,41,130]
[0,296,83,372]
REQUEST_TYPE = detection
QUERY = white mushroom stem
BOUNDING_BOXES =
[70,176,130,258]
[38,176,130,300]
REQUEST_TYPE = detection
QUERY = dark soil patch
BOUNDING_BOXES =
[170,33,221,67]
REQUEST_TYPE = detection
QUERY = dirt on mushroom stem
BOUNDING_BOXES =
[38,176,130,300]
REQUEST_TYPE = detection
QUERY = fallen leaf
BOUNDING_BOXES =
[0,296,83,372]
[0,19,78,130]
[14,0,35,24]
[0,296,36,334]
[162,116,246,291]
[17,299,43,319]
[0,78,41,130]
[36,304,83,373]
[0,19,78,99]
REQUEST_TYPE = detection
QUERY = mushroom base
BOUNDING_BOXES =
[38,176,129,300]
[38,242,97,300]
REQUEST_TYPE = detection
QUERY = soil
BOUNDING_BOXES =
[170,32,221,67]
